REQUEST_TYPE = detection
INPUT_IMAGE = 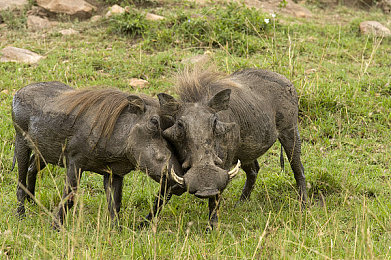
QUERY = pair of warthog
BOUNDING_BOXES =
[12,68,306,229]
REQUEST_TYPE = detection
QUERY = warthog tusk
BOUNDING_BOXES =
[170,168,184,186]
[228,160,241,180]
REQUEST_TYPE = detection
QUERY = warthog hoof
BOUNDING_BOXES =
[16,205,26,218]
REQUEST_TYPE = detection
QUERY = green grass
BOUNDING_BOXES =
[0,1,390,258]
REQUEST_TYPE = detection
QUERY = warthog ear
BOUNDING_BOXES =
[127,95,145,114]
[157,93,181,116]
[215,121,236,136]
[208,89,231,112]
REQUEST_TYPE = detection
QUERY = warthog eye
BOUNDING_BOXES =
[177,120,184,130]
[213,117,236,136]
[212,116,217,130]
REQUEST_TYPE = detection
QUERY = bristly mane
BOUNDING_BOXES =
[175,67,263,131]
[57,88,130,139]
[176,67,228,102]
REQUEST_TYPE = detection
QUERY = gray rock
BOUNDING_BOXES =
[182,51,212,65]
[0,0,27,11]
[90,15,102,22]
[36,0,96,19]
[145,13,165,21]
[360,21,391,37]
[59,28,78,35]
[1,46,44,64]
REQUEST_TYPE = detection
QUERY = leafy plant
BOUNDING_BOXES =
[108,9,150,36]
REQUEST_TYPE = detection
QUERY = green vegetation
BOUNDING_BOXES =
[110,3,272,55]
[0,1,390,258]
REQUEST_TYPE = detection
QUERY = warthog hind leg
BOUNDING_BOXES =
[278,127,307,204]
[15,133,32,217]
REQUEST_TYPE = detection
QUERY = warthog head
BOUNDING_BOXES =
[158,89,240,198]
[123,95,183,185]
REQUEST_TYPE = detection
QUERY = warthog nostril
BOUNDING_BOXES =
[214,156,223,166]
[155,154,166,162]
[182,158,191,169]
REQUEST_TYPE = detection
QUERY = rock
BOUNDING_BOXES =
[0,46,44,64]
[145,13,165,21]
[27,15,53,31]
[0,0,27,11]
[360,21,391,37]
[36,0,96,19]
[90,15,102,22]
[128,78,149,88]
[378,0,391,13]
[182,51,212,65]
[59,28,78,35]
[105,4,125,18]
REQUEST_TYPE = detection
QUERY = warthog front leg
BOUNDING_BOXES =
[104,173,124,228]
[139,177,172,228]
[54,161,82,230]
[239,160,260,201]
[207,194,220,231]
[26,154,46,202]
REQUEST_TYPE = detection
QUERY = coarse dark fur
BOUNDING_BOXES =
[159,67,306,228]
[12,82,184,228]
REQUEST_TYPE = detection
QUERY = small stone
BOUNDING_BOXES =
[105,4,125,18]
[1,46,44,64]
[27,15,53,31]
[59,28,78,35]
[182,51,211,65]
[2,230,11,235]
[129,78,149,88]
[145,13,165,21]
[1,89,9,94]
[294,10,312,18]
[90,15,102,22]
[360,21,391,37]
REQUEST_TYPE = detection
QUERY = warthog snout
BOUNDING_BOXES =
[170,160,241,198]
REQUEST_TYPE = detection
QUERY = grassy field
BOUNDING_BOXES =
[0,0,390,258]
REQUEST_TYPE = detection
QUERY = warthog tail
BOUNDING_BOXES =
[280,145,284,171]
[10,149,16,172]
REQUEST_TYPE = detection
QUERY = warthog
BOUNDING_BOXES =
[159,68,307,228]
[12,82,184,228]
